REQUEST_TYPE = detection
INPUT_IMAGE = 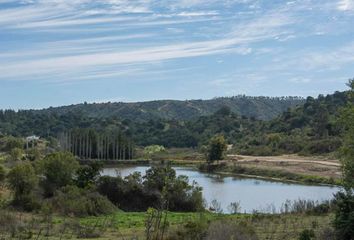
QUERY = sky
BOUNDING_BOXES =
[0,0,354,109]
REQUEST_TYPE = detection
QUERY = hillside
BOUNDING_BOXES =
[32,96,304,121]
[0,91,348,156]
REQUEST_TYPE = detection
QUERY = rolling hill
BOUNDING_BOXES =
[32,96,304,121]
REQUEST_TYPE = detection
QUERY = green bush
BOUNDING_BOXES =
[98,165,204,212]
[298,229,315,240]
[37,152,79,197]
[333,190,354,240]
[0,164,5,183]
[7,162,39,211]
[0,136,24,152]
[49,185,116,217]
[304,138,342,154]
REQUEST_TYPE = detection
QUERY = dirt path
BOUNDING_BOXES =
[227,154,341,167]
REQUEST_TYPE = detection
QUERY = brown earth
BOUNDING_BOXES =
[226,154,342,179]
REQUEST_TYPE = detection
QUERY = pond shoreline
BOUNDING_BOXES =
[101,165,340,214]
[82,158,342,187]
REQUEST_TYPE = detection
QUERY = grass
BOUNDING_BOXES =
[199,162,342,186]
[229,164,341,185]
[0,208,334,239]
[79,211,334,239]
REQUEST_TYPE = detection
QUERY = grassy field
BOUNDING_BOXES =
[0,209,334,240]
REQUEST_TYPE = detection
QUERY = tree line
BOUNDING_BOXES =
[58,129,134,160]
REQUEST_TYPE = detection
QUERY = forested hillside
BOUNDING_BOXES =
[30,95,304,121]
[0,91,348,155]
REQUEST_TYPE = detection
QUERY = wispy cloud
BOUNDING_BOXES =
[0,4,294,82]
[337,0,354,11]
[0,0,353,101]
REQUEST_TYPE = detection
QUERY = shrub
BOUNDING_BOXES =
[9,148,24,161]
[333,190,354,240]
[49,185,116,217]
[298,229,315,240]
[207,135,227,162]
[0,136,24,152]
[7,162,39,211]
[304,138,342,154]
[206,220,258,240]
[75,162,103,188]
[37,152,79,197]
[98,166,204,212]
[0,164,5,183]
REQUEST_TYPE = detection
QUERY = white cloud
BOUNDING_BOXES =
[337,0,354,11]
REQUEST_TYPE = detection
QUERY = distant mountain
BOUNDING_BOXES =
[32,96,305,121]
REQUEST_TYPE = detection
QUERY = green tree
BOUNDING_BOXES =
[38,151,79,197]
[9,147,23,161]
[0,164,6,183]
[143,145,165,159]
[207,135,227,163]
[333,79,354,240]
[340,79,354,189]
[333,191,354,240]
[7,162,38,207]
[75,161,103,188]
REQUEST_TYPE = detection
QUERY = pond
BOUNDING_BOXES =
[101,166,340,213]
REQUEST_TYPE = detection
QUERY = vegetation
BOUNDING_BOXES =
[97,165,203,212]
[49,185,117,217]
[58,128,134,160]
[206,135,227,163]
[0,83,353,239]
[332,79,354,240]
[339,79,354,189]
[37,152,80,197]
[7,162,39,210]
[0,90,349,158]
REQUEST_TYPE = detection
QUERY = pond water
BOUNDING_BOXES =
[101,166,340,213]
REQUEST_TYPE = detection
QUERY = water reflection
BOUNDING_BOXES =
[101,166,340,213]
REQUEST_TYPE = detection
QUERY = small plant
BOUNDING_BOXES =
[210,199,222,214]
[298,229,315,240]
[227,201,241,214]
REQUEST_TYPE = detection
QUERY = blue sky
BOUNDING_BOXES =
[0,0,354,109]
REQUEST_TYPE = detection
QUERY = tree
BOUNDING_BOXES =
[3,136,24,152]
[207,135,227,163]
[9,147,23,161]
[38,151,79,197]
[333,191,354,240]
[340,79,354,189]
[7,162,38,207]
[143,145,165,160]
[75,161,103,188]
[333,79,354,240]
[0,164,5,183]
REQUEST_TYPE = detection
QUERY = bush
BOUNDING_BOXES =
[49,185,116,217]
[168,218,208,240]
[9,148,24,161]
[298,229,315,240]
[206,220,258,240]
[0,164,5,183]
[98,166,204,212]
[304,138,342,154]
[75,162,103,188]
[37,152,79,197]
[333,190,354,240]
[207,135,227,162]
[7,162,39,211]
[0,136,24,152]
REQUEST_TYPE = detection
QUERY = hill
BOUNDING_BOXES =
[32,95,304,121]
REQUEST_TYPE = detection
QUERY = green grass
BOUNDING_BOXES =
[199,163,342,186]
[0,209,334,240]
[79,211,333,240]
